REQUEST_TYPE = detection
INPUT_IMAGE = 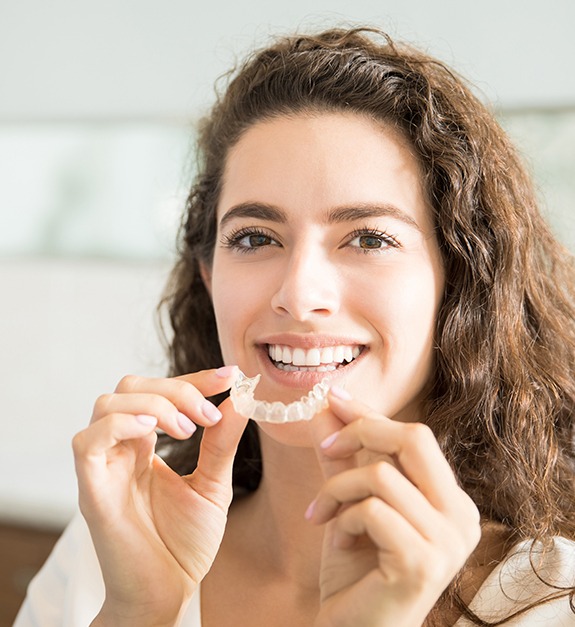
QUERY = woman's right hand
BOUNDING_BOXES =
[72,366,247,626]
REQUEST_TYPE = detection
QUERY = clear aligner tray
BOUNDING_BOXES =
[230,370,329,423]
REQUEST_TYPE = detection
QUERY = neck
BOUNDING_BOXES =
[228,429,326,589]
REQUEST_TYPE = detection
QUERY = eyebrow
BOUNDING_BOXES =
[219,201,421,231]
[326,203,421,231]
[219,203,288,229]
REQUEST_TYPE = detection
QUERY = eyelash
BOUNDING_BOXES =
[219,225,401,254]
[220,227,279,254]
[345,227,400,254]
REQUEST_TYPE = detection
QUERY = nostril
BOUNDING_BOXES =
[270,266,340,319]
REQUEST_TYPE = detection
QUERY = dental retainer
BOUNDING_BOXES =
[230,370,329,423]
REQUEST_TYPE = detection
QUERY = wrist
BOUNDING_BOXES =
[92,599,190,627]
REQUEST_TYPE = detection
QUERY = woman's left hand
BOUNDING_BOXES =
[308,389,481,627]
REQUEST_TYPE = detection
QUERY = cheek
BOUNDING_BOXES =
[357,261,443,387]
[212,292,240,361]
[210,261,268,359]
[359,262,441,325]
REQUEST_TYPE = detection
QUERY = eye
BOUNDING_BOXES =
[353,234,385,250]
[240,233,274,248]
[346,228,400,253]
[220,227,281,253]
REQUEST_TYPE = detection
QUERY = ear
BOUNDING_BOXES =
[199,261,213,297]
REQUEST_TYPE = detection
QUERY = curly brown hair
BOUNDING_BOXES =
[159,27,575,624]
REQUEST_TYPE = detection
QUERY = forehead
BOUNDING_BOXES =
[217,112,431,230]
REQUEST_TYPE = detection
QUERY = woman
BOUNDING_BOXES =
[16,27,575,626]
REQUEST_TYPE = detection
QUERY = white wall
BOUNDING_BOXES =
[1,0,573,527]
[1,0,574,123]
[0,259,171,526]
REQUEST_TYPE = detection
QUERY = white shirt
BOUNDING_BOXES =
[15,513,575,626]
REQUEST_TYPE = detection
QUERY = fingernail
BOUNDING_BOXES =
[304,499,317,521]
[136,414,158,427]
[320,431,340,449]
[177,412,197,435]
[201,400,223,423]
[216,365,237,378]
[329,385,352,401]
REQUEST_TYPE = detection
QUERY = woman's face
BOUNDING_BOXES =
[207,112,444,431]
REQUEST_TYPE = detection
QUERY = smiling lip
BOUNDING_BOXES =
[255,334,367,388]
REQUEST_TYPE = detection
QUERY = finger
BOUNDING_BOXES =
[113,366,238,429]
[74,413,158,460]
[187,397,249,502]
[323,394,459,512]
[73,414,158,506]
[91,392,198,439]
[309,463,443,541]
[332,499,474,594]
[310,411,357,481]
[175,365,239,395]
[309,389,360,480]
[331,497,424,554]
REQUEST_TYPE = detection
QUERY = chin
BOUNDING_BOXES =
[256,419,316,449]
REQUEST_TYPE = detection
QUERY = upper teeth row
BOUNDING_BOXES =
[268,344,361,367]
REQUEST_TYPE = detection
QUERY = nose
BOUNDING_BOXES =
[270,247,340,320]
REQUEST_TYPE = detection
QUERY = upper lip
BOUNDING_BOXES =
[257,333,368,349]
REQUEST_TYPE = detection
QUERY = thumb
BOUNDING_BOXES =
[189,397,249,503]
[310,401,357,481]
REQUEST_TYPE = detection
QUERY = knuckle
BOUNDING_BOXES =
[71,429,89,457]
[404,422,435,448]
[93,393,113,415]
[362,496,384,520]
[116,374,141,393]
[391,547,430,582]
[357,415,378,438]
[171,378,196,397]
[370,461,394,487]
[408,545,450,584]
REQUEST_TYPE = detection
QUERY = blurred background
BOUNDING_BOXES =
[1,0,574,622]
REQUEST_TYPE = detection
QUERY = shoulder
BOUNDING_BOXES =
[458,537,575,626]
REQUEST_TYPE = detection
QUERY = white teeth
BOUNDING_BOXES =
[320,346,333,364]
[333,345,345,362]
[267,343,362,368]
[306,348,321,366]
[282,346,291,363]
[292,347,306,366]
[275,363,339,372]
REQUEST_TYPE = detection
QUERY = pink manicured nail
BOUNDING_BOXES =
[201,400,223,423]
[216,365,238,378]
[136,414,158,427]
[320,431,340,449]
[304,499,317,520]
[177,412,197,435]
[329,385,352,400]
